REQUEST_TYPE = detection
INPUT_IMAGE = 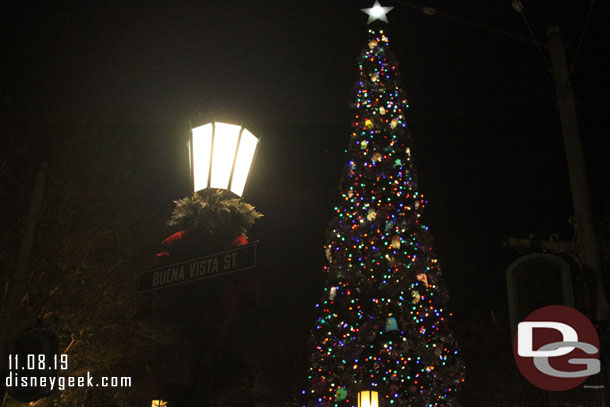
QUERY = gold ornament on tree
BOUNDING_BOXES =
[416,273,429,287]
[367,209,377,221]
[329,286,337,301]
[391,235,401,249]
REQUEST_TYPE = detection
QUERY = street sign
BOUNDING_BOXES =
[138,242,257,294]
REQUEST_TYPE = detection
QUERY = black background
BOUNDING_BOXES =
[2,0,609,403]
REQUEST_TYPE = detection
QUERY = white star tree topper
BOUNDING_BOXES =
[361,0,394,24]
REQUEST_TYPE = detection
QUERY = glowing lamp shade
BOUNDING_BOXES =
[190,121,258,197]
[358,390,379,407]
[151,400,167,407]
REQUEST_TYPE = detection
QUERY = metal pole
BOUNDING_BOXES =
[548,26,610,404]
[0,164,46,405]
[547,26,609,323]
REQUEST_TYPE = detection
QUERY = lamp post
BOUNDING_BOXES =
[189,120,259,197]
[358,390,379,407]
[171,119,260,406]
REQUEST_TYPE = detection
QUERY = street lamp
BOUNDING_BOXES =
[189,121,259,197]
[151,400,167,407]
[358,390,379,407]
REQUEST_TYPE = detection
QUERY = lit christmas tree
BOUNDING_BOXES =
[304,5,465,407]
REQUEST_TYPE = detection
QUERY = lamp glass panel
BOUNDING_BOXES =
[151,401,167,407]
[359,391,368,407]
[191,124,213,192]
[358,391,378,407]
[210,122,240,190]
[371,391,378,407]
[230,128,258,197]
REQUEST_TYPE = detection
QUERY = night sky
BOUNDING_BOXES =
[2,0,609,403]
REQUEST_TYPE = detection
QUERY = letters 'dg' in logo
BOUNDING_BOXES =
[513,305,601,391]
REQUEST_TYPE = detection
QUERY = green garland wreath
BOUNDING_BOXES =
[168,189,262,245]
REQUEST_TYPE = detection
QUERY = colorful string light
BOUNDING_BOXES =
[304,28,465,407]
